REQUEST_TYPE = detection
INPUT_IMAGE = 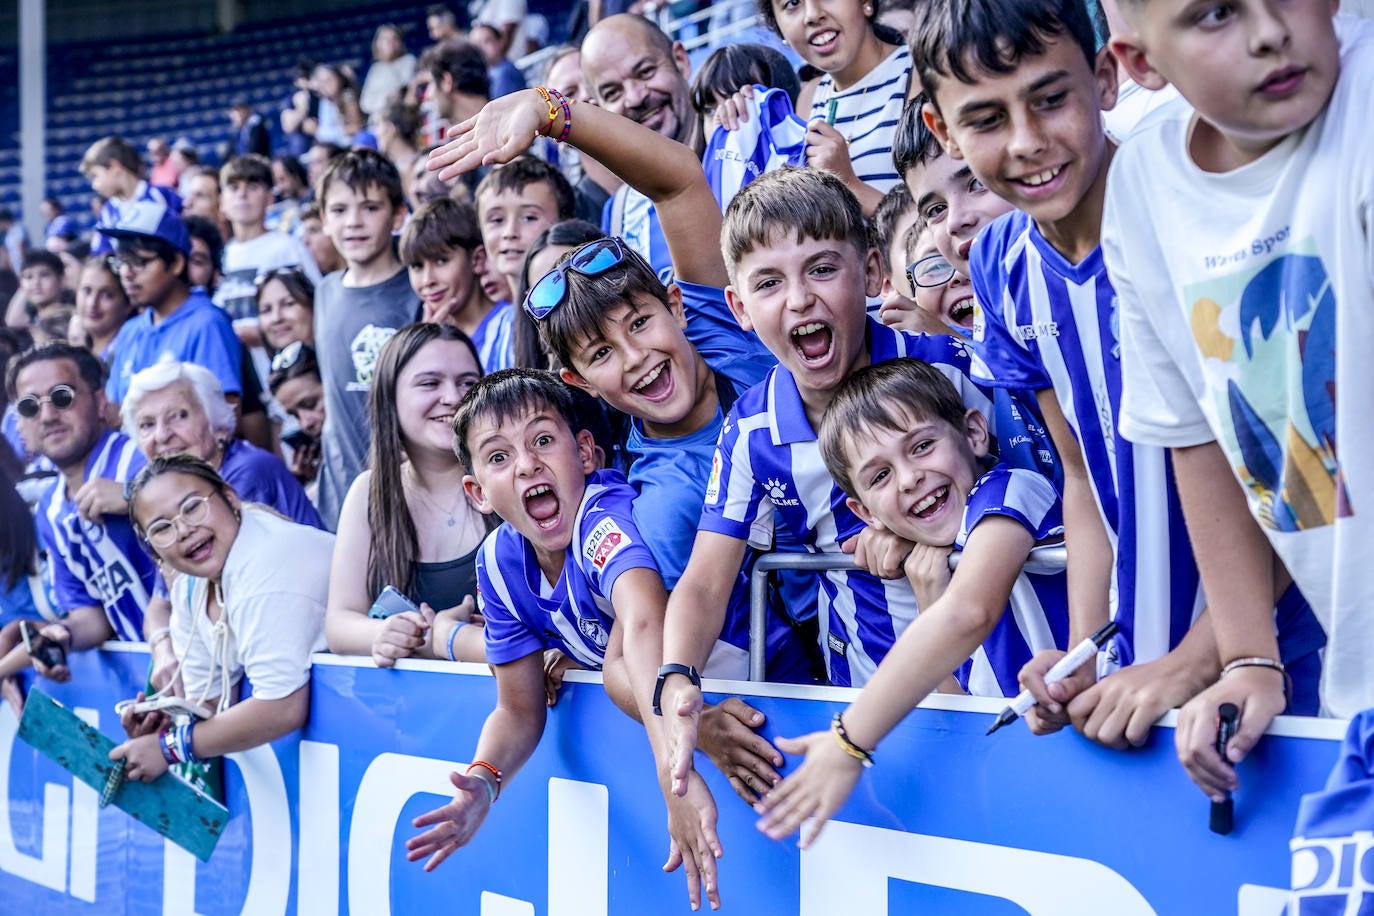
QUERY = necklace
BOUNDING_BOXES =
[408,468,469,527]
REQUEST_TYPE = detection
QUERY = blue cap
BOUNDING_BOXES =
[101,198,191,255]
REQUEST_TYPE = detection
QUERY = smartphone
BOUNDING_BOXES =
[19,621,66,670]
[368,585,419,620]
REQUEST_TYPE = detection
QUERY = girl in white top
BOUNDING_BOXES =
[765,0,914,213]
[111,454,333,783]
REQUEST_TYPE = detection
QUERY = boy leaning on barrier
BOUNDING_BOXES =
[754,358,1070,845]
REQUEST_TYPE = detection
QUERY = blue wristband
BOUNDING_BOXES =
[177,721,200,765]
[446,620,468,662]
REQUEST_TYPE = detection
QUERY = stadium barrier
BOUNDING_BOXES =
[748,545,1069,680]
[0,643,1340,914]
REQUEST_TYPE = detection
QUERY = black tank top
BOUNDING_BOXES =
[412,542,481,612]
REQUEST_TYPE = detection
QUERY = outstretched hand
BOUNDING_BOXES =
[662,680,705,797]
[661,768,723,912]
[754,729,863,849]
[406,769,494,872]
[428,89,552,183]
[698,697,783,805]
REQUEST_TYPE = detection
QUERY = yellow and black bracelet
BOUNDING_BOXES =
[831,712,874,768]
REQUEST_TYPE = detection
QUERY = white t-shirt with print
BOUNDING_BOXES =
[1102,16,1374,717]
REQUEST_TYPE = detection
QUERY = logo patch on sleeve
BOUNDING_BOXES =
[705,452,723,504]
[584,517,631,570]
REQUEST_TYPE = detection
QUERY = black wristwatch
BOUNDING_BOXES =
[652,663,701,716]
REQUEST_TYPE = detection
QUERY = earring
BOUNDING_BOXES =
[864,3,872,13]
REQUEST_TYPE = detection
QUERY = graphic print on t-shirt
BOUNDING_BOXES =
[1185,244,1348,532]
[346,324,399,392]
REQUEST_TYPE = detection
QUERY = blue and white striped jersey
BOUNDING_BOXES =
[34,431,154,641]
[703,85,808,213]
[970,210,1205,667]
[699,319,995,687]
[477,469,660,670]
[472,300,515,373]
[953,465,1070,697]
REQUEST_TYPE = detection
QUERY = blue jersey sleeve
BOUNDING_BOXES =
[675,280,776,395]
[477,530,548,666]
[956,465,1064,548]
[969,231,1053,392]
[696,401,769,541]
[574,480,661,602]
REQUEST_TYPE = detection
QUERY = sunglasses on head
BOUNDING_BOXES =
[256,266,308,287]
[523,237,632,321]
[270,340,310,373]
[15,384,78,419]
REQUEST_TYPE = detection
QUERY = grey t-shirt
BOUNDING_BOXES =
[314,267,418,529]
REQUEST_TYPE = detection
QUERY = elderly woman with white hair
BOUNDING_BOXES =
[121,357,322,530]
[122,357,324,690]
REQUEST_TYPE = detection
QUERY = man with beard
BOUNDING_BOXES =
[0,343,155,693]
[580,14,698,275]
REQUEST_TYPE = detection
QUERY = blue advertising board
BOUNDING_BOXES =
[0,645,1345,914]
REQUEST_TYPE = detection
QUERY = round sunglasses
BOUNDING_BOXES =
[15,384,78,419]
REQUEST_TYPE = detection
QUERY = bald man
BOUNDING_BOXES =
[579,14,698,273]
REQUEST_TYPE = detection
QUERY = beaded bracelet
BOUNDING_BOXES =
[158,728,182,766]
[445,620,468,662]
[467,760,503,803]
[831,713,874,768]
[1220,656,1293,705]
[546,87,573,143]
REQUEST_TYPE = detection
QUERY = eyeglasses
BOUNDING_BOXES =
[271,340,310,373]
[906,254,957,290]
[15,384,77,419]
[107,252,157,274]
[143,494,213,549]
[523,237,629,320]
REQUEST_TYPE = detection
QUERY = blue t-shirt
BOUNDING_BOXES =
[603,188,671,279]
[219,438,323,529]
[32,431,154,641]
[478,469,660,669]
[951,465,1070,697]
[106,290,243,404]
[700,319,997,687]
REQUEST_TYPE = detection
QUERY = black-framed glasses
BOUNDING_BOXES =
[270,340,311,373]
[107,252,157,274]
[144,494,213,549]
[906,254,957,290]
[523,237,629,320]
[15,384,77,418]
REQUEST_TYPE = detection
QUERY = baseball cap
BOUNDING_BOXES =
[101,198,191,255]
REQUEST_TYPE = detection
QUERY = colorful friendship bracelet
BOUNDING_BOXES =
[546,87,573,143]
[532,86,560,135]
[158,728,182,766]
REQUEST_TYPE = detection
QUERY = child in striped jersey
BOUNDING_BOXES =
[755,358,1071,845]
[913,0,1325,746]
[408,369,722,906]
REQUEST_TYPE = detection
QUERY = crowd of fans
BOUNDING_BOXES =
[1,0,1370,906]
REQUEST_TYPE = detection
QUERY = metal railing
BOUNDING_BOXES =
[747,544,1069,681]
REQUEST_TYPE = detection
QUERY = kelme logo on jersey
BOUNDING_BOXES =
[764,478,800,508]
[584,518,630,570]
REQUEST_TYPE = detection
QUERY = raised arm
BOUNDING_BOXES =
[429,88,728,287]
